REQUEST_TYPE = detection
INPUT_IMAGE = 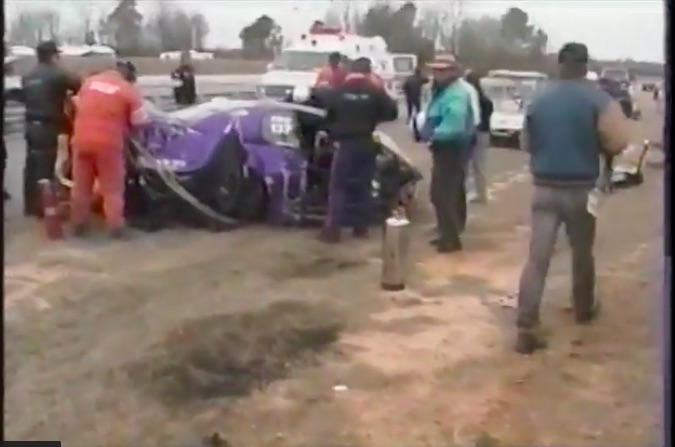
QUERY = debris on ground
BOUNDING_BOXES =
[126,300,343,405]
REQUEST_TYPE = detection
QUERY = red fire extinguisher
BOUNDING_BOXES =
[39,179,65,240]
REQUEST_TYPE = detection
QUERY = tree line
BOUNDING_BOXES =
[6,0,209,56]
[237,2,551,73]
[6,0,663,77]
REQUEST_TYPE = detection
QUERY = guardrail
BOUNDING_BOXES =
[3,75,262,134]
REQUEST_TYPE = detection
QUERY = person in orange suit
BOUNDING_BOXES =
[315,52,347,88]
[70,60,148,239]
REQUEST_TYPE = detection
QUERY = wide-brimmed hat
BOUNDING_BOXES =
[427,53,459,70]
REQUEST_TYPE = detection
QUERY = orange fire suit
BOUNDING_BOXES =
[70,70,147,230]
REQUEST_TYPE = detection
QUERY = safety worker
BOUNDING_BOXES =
[419,54,474,253]
[315,52,347,88]
[20,40,81,217]
[171,50,197,106]
[402,67,429,123]
[515,43,629,354]
[320,57,399,243]
[70,60,148,239]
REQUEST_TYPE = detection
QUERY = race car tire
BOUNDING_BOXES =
[235,170,268,221]
[207,133,249,222]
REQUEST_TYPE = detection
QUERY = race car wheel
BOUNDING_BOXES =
[235,170,268,221]
[208,133,249,221]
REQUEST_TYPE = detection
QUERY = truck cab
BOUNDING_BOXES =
[257,25,398,99]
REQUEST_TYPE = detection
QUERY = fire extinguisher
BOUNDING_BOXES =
[38,179,65,240]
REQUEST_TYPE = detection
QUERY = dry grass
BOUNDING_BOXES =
[3,99,664,446]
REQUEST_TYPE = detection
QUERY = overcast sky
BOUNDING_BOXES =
[5,0,665,63]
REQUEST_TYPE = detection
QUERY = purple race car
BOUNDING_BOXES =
[124,97,421,231]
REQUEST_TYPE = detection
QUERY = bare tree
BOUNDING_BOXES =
[189,13,210,49]
[7,9,63,46]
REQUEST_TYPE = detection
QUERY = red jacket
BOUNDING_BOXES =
[344,72,385,89]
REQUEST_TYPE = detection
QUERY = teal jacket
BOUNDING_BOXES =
[424,82,474,147]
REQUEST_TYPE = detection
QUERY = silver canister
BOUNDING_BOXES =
[381,214,411,291]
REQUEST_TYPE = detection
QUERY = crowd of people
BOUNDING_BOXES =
[403,43,629,353]
[4,40,633,353]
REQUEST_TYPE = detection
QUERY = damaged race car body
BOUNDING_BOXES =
[117,96,421,231]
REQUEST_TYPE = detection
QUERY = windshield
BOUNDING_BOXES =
[393,56,415,73]
[602,69,628,81]
[274,51,333,71]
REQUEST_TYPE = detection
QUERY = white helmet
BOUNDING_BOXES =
[291,86,311,103]
[586,71,599,81]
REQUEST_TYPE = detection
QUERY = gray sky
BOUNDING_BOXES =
[5,0,665,63]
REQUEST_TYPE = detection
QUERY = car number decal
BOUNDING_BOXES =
[269,115,294,135]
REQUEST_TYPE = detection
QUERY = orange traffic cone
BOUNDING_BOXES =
[39,179,65,240]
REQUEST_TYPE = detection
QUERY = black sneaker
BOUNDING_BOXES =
[352,227,369,239]
[514,328,548,355]
[72,224,91,238]
[575,300,602,325]
[109,227,133,240]
[437,241,462,253]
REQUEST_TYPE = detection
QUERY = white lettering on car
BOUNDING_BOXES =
[88,81,121,95]
[269,115,293,135]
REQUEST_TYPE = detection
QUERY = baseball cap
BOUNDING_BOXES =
[558,42,589,64]
[35,40,61,57]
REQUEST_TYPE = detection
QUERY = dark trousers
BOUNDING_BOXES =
[173,84,197,106]
[23,122,59,216]
[517,186,596,328]
[405,96,421,122]
[430,148,466,248]
[325,137,377,232]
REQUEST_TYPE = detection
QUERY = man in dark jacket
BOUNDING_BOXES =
[320,57,399,243]
[402,67,428,123]
[171,51,197,106]
[19,40,81,217]
[515,43,629,354]
[465,71,494,204]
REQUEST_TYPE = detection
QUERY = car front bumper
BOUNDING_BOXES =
[490,129,521,148]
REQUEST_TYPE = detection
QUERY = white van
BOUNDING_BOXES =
[257,25,399,100]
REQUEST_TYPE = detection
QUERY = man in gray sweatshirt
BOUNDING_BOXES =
[515,42,629,354]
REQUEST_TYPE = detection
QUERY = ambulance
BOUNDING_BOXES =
[257,25,415,100]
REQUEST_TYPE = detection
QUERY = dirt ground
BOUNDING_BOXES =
[4,93,665,446]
